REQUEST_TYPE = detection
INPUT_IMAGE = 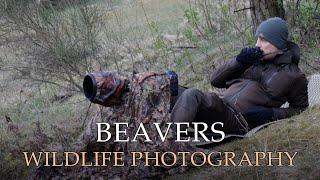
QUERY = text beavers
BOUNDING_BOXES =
[96,122,225,142]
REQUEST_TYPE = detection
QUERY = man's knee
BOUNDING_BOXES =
[171,88,203,113]
[181,88,202,98]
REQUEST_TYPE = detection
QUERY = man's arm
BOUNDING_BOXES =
[272,74,309,119]
[210,58,249,88]
[210,47,263,88]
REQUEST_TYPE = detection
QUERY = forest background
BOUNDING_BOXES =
[0,0,319,179]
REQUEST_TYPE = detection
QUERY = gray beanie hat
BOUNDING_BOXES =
[255,17,288,49]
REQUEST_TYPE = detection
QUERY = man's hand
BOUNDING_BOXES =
[245,106,274,126]
[236,47,263,66]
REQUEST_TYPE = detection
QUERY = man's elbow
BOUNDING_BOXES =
[210,78,225,88]
[300,104,309,112]
[292,104,308,115]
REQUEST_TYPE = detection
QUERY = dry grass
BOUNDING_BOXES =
[100,0,187,32]
[0,90,92,179]
[164,106,320,180]
[0,0,319,179]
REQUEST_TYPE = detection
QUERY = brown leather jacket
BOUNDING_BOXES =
[210,42,308,120]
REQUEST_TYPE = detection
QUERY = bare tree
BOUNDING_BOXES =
[0,0,104,92]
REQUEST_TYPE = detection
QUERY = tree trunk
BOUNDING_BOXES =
[250,0,285,31]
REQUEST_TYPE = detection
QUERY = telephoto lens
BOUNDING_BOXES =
[83,71,129,107]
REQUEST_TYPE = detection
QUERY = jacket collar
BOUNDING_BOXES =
[273,41,301,65]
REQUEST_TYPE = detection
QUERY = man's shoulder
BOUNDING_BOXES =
[290,65,308,86]
[289,63,306,79]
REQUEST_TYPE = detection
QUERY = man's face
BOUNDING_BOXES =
[255,36,281,60]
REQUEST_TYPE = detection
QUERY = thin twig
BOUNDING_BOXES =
[81,102,92,129]
[234,6,253,13]
[171,46,197,49]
